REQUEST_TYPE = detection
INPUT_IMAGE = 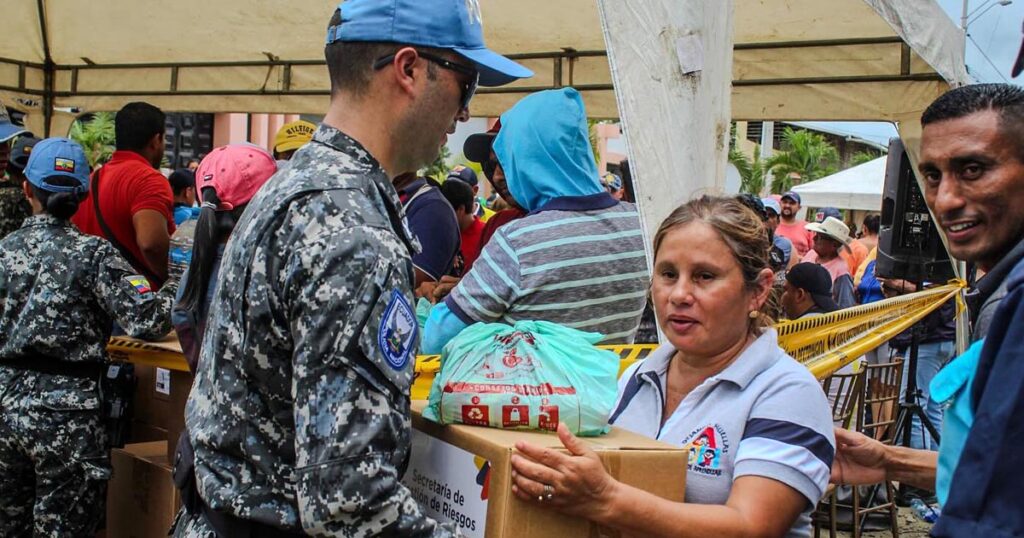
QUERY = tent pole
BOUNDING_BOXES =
[35,0,54,137]
[597,0,734,266]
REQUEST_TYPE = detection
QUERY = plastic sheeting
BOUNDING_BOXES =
[0,0,966,135]
[790,156,887,211]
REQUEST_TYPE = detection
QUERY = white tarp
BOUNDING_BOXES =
[0,0,966,137]
[791,156,886,211]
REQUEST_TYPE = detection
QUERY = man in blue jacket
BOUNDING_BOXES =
[831,83,1024,537]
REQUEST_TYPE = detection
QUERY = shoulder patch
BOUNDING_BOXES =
[378,289,418,370]
[126,274,154,299]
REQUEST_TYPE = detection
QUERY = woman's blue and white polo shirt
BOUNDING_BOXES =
[610,329,835,538]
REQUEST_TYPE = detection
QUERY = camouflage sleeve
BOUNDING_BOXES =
[92,243,176,340]
[284,224,458,538]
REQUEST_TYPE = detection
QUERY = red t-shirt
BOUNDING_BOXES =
[775,220,814,258]
[72,151,175,283]
[460,217,487,273]
[479,208,527,254]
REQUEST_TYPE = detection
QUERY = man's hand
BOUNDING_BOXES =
[831,427,889,486]
[430,275,461,303]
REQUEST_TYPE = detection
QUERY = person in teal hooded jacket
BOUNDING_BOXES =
[422,88,649,353]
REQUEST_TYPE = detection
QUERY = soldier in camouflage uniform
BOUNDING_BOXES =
[0,138,178,537]
[172,1,530,536]
[0,136,37,239]
[0,101,31,239]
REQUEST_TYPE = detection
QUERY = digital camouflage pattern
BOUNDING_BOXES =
[177,125,458,537]
[0,214,177,536]
[0,215,177,362]
[0,370,110,536]
[0,181,30,240]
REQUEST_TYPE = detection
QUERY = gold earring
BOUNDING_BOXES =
[749,310,759,319]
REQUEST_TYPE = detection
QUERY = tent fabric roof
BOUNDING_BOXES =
[1,0,966,136]
[790,156,887,211]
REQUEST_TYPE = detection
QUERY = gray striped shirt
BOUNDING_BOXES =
[445,200,649,343]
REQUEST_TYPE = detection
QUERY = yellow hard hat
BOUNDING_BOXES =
[273,120,316,154]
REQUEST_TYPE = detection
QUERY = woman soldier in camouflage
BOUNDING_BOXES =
[0,138,179,536]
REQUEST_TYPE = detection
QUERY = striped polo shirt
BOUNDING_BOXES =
[609,330,835,537]
[445,197,649,343]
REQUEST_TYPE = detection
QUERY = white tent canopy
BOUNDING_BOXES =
[791,156,886,211]
[1,0,966,137]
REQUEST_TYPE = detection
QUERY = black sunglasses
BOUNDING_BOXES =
[373,50,479,111]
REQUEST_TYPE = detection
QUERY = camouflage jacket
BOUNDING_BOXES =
[0,180,30,240]
[0,214,176,364]
[187,125,456,537]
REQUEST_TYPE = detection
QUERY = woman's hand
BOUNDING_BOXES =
[509,423,619,519]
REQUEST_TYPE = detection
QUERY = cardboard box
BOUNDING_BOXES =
[405,402,687,538]
[107,441,181,538]
[129,364,192,459]
[129,420,168,444]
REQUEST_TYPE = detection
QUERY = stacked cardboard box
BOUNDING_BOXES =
[107,441,181,537]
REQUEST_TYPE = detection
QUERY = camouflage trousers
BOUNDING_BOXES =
[0,368,111,537]
[170,508,216,538]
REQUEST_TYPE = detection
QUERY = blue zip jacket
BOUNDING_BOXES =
[932,258,1024,537]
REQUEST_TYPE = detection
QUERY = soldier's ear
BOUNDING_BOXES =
[21,179,32,201]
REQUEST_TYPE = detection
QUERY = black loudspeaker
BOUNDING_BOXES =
[876,137,956,283]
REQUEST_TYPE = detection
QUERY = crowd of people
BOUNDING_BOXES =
[0,0,1022,537]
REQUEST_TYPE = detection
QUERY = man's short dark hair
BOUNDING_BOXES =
[862,213,880,235]
[115,102,166,152]
[441,177,475,213]
[922,84,1024,159]
[168,168,195,195]
[324,10,443,96]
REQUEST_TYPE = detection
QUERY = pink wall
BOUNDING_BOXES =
[212,113,303,153]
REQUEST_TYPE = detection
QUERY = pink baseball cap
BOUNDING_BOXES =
[196,144,277,210]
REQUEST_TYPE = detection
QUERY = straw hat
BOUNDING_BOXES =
[805,216,851,245]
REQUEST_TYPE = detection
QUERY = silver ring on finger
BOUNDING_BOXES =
[543,484,554,501]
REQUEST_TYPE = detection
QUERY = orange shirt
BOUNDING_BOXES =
[840,239,869,278]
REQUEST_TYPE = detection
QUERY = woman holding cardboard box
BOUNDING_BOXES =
[510,196,835,538]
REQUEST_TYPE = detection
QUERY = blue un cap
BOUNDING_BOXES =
[23,138,90,194]
[325,0,533,87]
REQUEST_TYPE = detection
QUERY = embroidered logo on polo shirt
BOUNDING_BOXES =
[685,424,730,476]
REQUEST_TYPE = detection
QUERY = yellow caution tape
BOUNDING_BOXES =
[778,281,964,379]
[110,281,964,396]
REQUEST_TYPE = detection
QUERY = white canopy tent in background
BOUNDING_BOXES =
[791,156,886,211]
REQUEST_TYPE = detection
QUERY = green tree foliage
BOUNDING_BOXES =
[849,150,882,167]
[765,127,839,193]
[68,112,116,168]
[421,144,452,181]
[728,144,768,196]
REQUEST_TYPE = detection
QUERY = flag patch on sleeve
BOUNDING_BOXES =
[127,275,152,295]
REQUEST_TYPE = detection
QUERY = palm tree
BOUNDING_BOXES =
[728,145,768,195]
[69,112,116,168]
[765,127,840,193]
[849,150,882,167]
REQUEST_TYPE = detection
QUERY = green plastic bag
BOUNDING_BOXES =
[416,298,432,333]
[423,320,619,436]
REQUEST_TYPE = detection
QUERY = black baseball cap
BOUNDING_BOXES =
[786,262,839,313]
[8,136,40,174]
[463,119,501,163]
